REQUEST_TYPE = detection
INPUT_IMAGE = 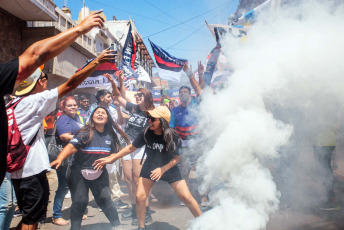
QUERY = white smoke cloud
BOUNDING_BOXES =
[190,1,344,230]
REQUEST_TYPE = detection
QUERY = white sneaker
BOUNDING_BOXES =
[112,225,123,230]
[65,191,71,199]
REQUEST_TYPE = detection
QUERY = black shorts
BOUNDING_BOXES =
[140,163,183,184]
[12,170,50,225]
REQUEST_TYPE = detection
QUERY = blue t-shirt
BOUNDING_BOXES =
[169,98,200,140]
[56,114,83,146]
[70,130,118,169]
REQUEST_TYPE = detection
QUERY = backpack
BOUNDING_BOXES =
[6,97,39,172]
[44,120,64,166]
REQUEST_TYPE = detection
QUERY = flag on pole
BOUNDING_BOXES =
[149,39,188,82]
[122,23,137,71]
[206,21,250,44]
[203,45,221,86]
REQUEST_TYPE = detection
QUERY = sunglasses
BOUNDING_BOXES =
[81,100,89,103]
[134,93,144,98]
[39,73,48,80]
[147,115,157,122]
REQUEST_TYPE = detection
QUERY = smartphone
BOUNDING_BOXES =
[109,44,117,63]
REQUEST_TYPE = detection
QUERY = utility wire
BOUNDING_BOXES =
[166,1,235,50]
[143,0,209,36]
[142,1,232,39]
[88,0,174,26]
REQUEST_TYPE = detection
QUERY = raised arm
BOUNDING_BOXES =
[16,11,105,88]
[104,72,127,108]
[113,100,123,125]
[198,61,205,89]
[50,143,78,170]
[58,49,115,99]
[183,64,202,98]
[93,144,137,171]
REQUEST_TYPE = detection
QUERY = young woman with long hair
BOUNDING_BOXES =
[104,72,155,224]
[93,106,202,230]
[51,107,130,230]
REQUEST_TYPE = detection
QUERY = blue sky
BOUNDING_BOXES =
[56,0,239,71]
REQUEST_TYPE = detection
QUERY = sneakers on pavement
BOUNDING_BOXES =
[131,212,153,226]
[65,190,71,199]
[121,206,136,220]
[114,199,129,209]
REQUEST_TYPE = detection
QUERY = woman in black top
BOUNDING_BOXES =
[93,106,202,230]
[104,72,154,222]
[51,107,130,230]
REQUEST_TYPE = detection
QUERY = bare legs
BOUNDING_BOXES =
[170,180,202,217]
[136,178,202,228]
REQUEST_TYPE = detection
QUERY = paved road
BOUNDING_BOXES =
[10,144,344,230]
[10,171,195,230]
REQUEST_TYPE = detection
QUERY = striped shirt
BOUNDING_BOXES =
[70,130,118,169]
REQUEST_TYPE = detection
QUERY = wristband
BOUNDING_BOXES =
[185,69,193,78]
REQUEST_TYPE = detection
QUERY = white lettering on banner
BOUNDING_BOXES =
[77,75,112,89]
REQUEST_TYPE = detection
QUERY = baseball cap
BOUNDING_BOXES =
[146,106,171,122]
[15,66,44,96]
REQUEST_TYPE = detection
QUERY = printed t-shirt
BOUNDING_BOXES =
[125,102,149,140]
[70,130,118,169]
[132,129,182,182]
[56,114,83,146]
[11,88,59,179]
[0,58,18,184]
[132,129,181,167]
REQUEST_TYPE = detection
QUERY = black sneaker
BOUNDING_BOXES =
[13,208,22,217]
[114,199,129,209]
[131,212,152,226]
[121,207,136,220]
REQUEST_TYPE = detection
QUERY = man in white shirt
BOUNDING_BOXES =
[10,49,115,230]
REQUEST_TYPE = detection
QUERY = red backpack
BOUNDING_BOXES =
[6,97,39,172]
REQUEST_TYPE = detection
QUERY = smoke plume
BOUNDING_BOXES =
[190,1,344,230]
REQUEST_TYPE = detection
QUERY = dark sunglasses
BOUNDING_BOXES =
[81,100,89,103]
[39,73,48,80]
[147,115,157,122]
[134,93,144,98]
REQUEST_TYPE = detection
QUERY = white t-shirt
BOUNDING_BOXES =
[10,88,58,179]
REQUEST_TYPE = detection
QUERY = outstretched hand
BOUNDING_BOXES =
[93,157,111,171]
[78,10,105,34]
[50,159,62,170]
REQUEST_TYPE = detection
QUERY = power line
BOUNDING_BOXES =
[87,0,174,26]
[166,1,235,50]
[143,0,209,36]
[142,1,233,39]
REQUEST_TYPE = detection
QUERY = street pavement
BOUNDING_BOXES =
[9,145,344,230]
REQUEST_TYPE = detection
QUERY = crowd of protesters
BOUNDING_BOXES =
[0,8,340,230]
[0,10,206,229]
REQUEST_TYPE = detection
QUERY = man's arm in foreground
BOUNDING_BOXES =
[16,11,104,88]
